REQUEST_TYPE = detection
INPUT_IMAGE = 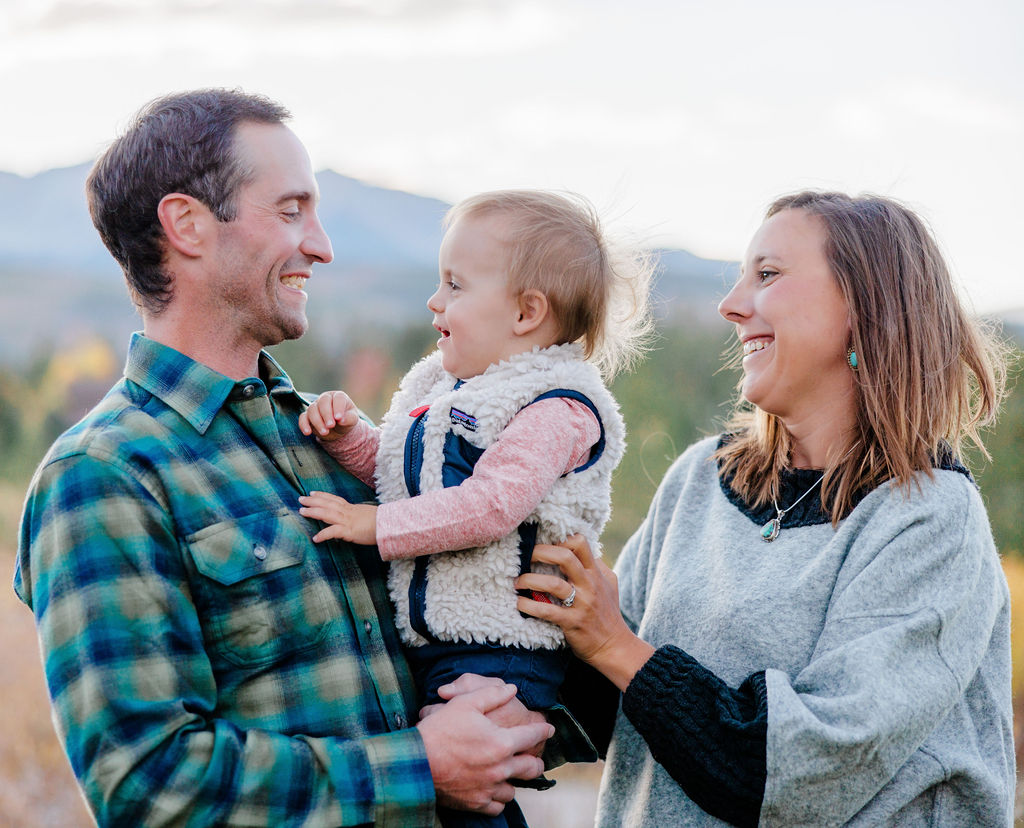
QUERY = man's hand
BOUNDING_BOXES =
[422,673,549,758]
[298,390,360,443]
[298,491,378,545]
[417,682,553,815]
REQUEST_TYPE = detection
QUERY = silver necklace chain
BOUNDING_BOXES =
[759,444,858,543]
[761,472,825,543]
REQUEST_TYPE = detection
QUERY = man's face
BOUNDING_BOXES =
[206,121,333,352]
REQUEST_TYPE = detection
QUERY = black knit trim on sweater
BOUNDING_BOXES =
[622,645,767,827]
[716,434,972,530]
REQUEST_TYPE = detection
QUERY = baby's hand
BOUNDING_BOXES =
[299,391,360,443]
[299,491,378,546]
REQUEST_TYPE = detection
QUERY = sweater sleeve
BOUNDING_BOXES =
[623,646,767,827]
[611,444,768,825]
[760,479,1009,825]
[376,398,599,560]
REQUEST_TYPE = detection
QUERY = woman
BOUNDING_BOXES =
[517,191,1015,826]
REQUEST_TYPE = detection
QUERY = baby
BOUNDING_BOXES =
[298,190,653,827]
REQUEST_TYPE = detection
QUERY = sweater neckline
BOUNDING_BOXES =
[714,434,972,530]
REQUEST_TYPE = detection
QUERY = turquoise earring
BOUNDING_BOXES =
[847,347,859,371]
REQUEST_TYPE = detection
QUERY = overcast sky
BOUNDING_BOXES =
[1,0,1021,312]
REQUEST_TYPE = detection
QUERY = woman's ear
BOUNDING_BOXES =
[513,289,550,335]
[156,193,211,258]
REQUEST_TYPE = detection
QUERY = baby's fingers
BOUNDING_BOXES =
[300,491,347,507]
[331,394,358,427]
[304,394,336,434]
[311,524,352,543]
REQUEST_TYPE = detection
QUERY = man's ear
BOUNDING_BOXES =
[513,289,550,335]
[156,193,211,258]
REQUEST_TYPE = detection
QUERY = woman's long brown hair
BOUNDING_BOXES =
[715,191,1010,524]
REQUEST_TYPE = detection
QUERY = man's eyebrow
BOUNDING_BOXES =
[277,190,317,205]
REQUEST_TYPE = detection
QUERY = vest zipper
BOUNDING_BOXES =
[403,409,437,640]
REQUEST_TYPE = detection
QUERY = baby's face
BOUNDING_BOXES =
[427,214,526,379]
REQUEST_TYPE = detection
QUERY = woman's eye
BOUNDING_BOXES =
[758,269,778,281]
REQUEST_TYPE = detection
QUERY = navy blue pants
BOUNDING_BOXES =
[406,641,570,828]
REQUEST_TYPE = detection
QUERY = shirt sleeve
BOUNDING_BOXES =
[376,397,600,560]
[15,451,435,828]
[317,417,381,488]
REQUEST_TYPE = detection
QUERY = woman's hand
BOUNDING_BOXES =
[515,534,655,691]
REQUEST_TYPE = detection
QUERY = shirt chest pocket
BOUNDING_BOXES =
[185,508,337,667]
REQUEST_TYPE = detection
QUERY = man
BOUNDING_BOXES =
[14,89,561,826]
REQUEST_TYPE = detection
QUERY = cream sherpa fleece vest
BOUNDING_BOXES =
[375,343,625,649]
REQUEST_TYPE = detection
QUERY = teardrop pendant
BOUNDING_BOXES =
[761,517,781,542]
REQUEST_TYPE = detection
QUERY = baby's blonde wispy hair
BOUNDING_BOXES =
[445,190,655,379]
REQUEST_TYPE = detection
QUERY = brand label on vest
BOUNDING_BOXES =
[449,407,478,431]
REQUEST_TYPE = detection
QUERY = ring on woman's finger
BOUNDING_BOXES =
[562,586,576,608]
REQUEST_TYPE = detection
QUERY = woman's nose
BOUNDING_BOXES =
[718,276,750,323]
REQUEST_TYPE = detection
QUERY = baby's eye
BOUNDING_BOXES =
[757,269,778,281]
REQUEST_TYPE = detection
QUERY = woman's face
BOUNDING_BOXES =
[718,208,854,426]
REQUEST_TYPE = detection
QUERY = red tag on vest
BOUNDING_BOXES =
[409,405,430,417]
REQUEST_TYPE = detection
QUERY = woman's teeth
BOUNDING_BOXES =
[743,339,770,356]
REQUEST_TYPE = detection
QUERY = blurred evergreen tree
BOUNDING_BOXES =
[2,322,1020,555]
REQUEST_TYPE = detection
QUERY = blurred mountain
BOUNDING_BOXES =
[0,163,735,364]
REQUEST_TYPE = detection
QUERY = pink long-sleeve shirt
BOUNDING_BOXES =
[321,398,600,561]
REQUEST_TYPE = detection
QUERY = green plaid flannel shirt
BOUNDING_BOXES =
[15,333,437,826]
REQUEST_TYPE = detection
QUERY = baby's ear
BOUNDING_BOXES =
[514,289,550,335]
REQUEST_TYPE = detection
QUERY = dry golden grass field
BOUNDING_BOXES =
[1,481,1021,826]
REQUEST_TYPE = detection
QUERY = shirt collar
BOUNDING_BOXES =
[123,332,298,434]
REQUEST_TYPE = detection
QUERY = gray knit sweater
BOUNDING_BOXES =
[597,436,1015,827]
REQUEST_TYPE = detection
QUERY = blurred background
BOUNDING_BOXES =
[1,1,1022,824]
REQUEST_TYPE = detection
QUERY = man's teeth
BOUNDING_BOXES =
[281,275,307,288]
[743,339,770,356]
